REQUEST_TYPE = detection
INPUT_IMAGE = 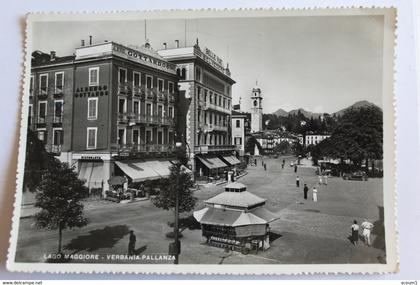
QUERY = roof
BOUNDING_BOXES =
[193,206,279,227]
[205,190,266,209]
[32,51,75,67]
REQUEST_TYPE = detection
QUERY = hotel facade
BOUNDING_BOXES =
[29,41,180,193]
[158,41,240,179]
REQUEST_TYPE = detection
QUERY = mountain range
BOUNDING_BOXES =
[272,100,380,118]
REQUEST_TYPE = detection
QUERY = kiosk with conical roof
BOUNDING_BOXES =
[193,182,279,253]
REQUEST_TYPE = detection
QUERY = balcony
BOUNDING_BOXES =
[146,87,156,100]
[53,115,63,126]
[203,101,230,114]
[118,82,132,96]
[111,143,176,155]
[157,90,167,102]
[194,145,236,154]
[36,116,46,127]
[213,125,228,132]
[51,145,62,155]
[133,85,146,98]
[168,93,175,103]
[120,113,175,127]
[38,88,48,99]
[53,87,64,98]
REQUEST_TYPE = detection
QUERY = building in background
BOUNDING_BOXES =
[231,110,248,157]
[304,132,331,146]
[250,83,263,133]
[29,39,180,194]
[158,40,239,179]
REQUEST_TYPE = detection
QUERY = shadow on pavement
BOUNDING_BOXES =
[134,245,147,255]
[64,225,130,253]
[269,231,282,242]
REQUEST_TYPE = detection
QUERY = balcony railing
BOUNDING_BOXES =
[199,100,230,114]
[194,145,236,153]
[157,90,167,101]
[119,113,175,126]
[51,145,62,154]
[118,82,132,96]
[168,93,175,103]
[203,124,228,133]
[53,116,63,124]
[111,143,176,154]
[37,117,46,124]
[133,85,146,97]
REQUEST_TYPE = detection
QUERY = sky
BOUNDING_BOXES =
[32,14,384,114]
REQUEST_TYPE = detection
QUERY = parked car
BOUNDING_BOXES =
[342,171,368,181]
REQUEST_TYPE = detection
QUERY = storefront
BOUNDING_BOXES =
[195,156,228,179]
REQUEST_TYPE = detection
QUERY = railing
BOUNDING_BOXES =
[146,87,156,100]
[51,145,62,154]
[168,93,175,103]
[111,143,176,154]
[119,113,175,126]
[117,82,132,95]
[132,85,145,97]
[199,100,230,114]
[157,90,167,101]
[37,117,46,124]
[194,144,236,153]
[53,116,63,123]
[203,124,228,132]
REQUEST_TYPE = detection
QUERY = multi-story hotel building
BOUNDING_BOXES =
[158,41,239,178]
[29,41,179,193]
[304,132,331,146]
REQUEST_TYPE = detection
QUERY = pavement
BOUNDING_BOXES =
[14,155,385,264]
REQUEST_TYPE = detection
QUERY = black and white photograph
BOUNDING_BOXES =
[6,8,397,274]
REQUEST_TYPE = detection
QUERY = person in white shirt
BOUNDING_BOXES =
[361,219,374,246]
[312,187,318,202]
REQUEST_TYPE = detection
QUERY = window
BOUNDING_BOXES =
[204,90,208,102]
[38,101,47,123]
[118,128,126,145]
[37,129,46,143]
[87,98,98,120]
[28,104,33,126]
[236,119,241,128]
[118,98,126,114]
[168,82,174,93]
[87,127,97,149]
[196,67,202,82]
[158,79,164,91]
[145,129,152,144]
[134,72,141,87]
[53,128,64,145]
[157,131,163,145]
[133,100,140,114]
[168,106,174,118]
[146,103,152,115]
[146,75,153,89]
[54,100,63,123]
[235,137,242,145]
[118,68,127,84]
[157,105,163,117]
[30,75,34,95]
[132,129,140,144]
[89,67,99,86]
[197,87,201,101]
[39,74,48,94]
[55,72,64,93]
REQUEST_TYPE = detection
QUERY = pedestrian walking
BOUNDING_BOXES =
[303,184,309,199]
[128,230,136,255]
[312,187,318,202]
[282,159,285,166]
[323,174,328,185]
[351,220,359,245]
[296,176,300,187]
[281,163,284,169]
[294,164,297,173]
[361,219,374,246]
[264,163,267,171]
[318,175,323,185]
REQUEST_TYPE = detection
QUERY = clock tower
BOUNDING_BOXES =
[251,82,263,133]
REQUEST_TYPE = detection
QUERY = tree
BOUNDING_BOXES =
[317,106,383,171]
[245,136,264,155]
[151,164,196,216]
[273,141,290,154]
[34,160,88,254]
[23,129,55,192]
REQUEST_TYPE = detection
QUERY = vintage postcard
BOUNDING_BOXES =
[7,8,397,274]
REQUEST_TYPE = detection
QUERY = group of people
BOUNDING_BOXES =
[351,220,374,246]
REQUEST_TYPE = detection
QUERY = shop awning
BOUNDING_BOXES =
[147,160,172,177]
[222,155,241,165]
[115,161,161,182]
[197,156,228,170]
[78,162,105,188]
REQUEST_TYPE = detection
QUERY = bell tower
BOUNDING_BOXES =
[251,81,263,133]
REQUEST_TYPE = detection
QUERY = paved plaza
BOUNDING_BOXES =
[15,156,385,264]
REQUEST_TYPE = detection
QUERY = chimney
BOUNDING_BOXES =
[175,40,179,48]
[89,35,92,45]
[81,39,85,47]
[163,43,167,49]
[50,51,56,61]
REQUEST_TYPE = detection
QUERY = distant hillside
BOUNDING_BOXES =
[332,100,380,117]
[272,100,380,118]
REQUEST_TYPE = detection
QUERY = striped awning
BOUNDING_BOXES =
[196,156,228,170]
[222,155,241,165]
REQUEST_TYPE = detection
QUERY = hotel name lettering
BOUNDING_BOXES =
[112,44,176,73]
[195,47,226,75]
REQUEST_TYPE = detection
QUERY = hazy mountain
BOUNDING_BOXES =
[272,100,380,118]
[332,100,380,117]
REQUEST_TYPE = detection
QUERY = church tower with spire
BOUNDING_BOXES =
[251,81,263,133]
